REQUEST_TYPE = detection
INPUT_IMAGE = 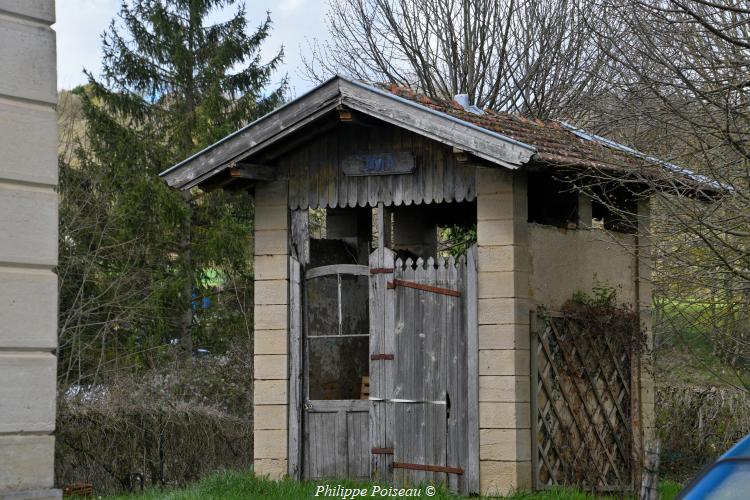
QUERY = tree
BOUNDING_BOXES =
[576,0,750,389]
[59,0,286,383]
[303,0,612,119]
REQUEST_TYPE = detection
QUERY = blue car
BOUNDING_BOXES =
[678,433,750,499]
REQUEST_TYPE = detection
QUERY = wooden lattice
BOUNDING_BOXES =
[531,312,635,492]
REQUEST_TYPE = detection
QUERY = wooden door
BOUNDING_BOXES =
[302,264,371,480]
[370,247,477,493]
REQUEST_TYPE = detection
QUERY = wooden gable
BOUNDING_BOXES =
[280,122,476,209]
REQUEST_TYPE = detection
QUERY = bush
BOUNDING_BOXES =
[56,399,251,493]
[56,342,253,494]
[657,385,750,481]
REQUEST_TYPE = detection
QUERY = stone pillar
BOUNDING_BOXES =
[0,1,60,498]
[637,199,656,451]
[253,180,289,478]
[475,167,532,494]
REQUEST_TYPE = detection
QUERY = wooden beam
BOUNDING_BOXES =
[337,105,353,122]
[453,147,471,164]
[230,163,276,181]
[339,108,386,128]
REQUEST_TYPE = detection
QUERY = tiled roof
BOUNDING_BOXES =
[382,84,646,172]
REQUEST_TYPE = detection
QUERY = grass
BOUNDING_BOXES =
[105,470,683,500]
[654,299,750,389]
[659,480,683,500]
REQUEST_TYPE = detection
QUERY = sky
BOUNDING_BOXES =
[54,0,329,96]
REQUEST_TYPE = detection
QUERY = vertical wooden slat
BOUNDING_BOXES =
[336,409,348,477]
[433,149,445,203]
[330,132,339,210]
[346,168,358,208]
[465,245,479,493]
[423,141,434,206]
[454,161,469,203]
[286,158,300,210]
[321,134,332,209]
[382,249,396,482]
[369,248,385,480]
[447,256,457,490]
[288,256,302,478]
[414,136,426,206]
[290,210,310,265]
[451,254,469,493]
[445,256,457,492]
[369,247,395,481]
[340,126,352,208]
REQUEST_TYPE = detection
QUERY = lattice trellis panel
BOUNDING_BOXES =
[531,312,634,492]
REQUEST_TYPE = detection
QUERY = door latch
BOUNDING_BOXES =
[303,401,312,411]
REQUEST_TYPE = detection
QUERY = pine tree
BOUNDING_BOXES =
[61,0,286,379]
[95,0,285,156]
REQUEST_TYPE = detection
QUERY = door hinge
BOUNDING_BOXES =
[387,279,461,297]
[371,447,394,455]
[392,462,464,475]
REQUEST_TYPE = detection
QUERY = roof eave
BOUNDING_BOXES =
[160,76,343,189]
[159,76,536,190]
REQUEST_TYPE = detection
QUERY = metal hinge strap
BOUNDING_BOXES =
[370,353,395,360]
[392,462,464,475]
[370,267,394,274]
[387,279,461,297]
[371,447,394,455]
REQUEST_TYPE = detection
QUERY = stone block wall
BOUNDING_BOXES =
[0,1,59,498]
[252,180,289,478]
[475,167,532,494]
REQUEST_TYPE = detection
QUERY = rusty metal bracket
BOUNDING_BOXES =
[371,447,394,455]
[370,267,394,275]
[370,353,395,361]
[392,462,464,475]
[387,279,461,297]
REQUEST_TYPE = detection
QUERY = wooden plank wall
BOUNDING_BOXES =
[281,124,476,210]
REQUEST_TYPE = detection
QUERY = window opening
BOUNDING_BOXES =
[590,184,638,234]
[528,171,579,228]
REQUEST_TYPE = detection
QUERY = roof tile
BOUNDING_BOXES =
[379,83,644,172]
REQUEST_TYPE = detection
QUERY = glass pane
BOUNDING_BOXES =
[306,274,339,336]
[308,336,369,400]
[340,274,369,336]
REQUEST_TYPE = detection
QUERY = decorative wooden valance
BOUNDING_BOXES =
[280,123,477,209]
